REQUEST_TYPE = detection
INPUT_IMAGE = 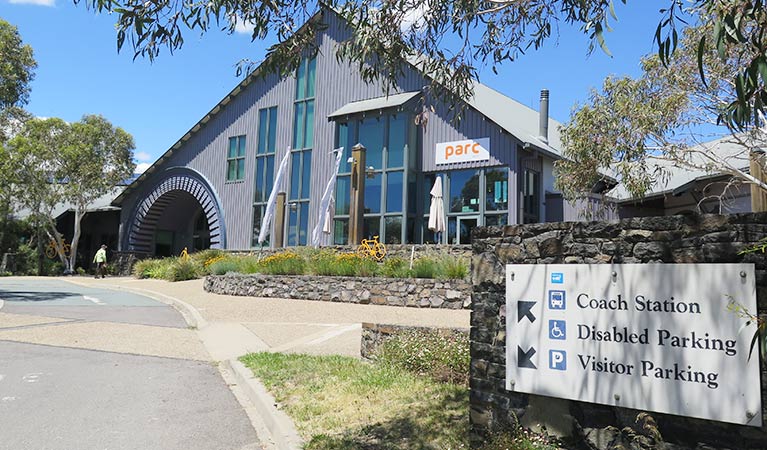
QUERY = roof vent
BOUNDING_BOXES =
[539,89,549,144]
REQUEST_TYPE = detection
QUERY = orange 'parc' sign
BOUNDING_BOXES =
[435,138,490,165]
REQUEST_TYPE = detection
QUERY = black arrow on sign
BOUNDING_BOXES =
[517,301,537,323]
[517,346,537,369]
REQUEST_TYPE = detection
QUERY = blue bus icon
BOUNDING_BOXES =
[551,273,563,284]
[548,290,566,310]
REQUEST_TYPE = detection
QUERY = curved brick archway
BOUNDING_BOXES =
[126,168,226,254]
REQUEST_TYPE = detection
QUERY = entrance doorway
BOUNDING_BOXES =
[456,216,479,244]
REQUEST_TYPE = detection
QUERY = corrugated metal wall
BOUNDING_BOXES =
[120,8,546,250]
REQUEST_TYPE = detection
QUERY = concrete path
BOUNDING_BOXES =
[65,276,471,359]
[0,277,261,450]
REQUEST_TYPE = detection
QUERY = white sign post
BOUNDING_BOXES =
[505,263,762,426]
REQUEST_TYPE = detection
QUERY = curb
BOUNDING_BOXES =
[224,359,303,450]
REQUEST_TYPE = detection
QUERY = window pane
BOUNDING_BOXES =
[387,114,405,168]
[238,136,247,157]
[335,175,350,215]
[305,100,314,149]
[293,102,305,149]
[408,178,416,214]
[363,216,380,240]
[485,214,508,226]
[227,160,236,181]
[447,217,457,244]
[258,110,268,155]
[268,107,277,153]
[265,155,275,197]
[290,153,301,200]
[228,138,237,158]
[301,151,312,199]
[449,169,480,213]
[237,158,246,180]
[486,168,509,211]
[299,203,309,245]
[364,172,382,214]
[288,208,298,246]
[422,220,438,244]
[337,123,351,174]
[384,216,402,244]
[359,117,384,170]
[386,171,403,213]
[296,58,306,100]
[255,158,265,201]
[334,219,348,245]
[306,57,317,98]
[252,206,267,247]
[423,173,437,211]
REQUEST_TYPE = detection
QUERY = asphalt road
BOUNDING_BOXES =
[0,278,261,450]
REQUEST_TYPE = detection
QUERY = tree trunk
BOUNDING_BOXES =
[36,219,44,276]
[68,207,85,274]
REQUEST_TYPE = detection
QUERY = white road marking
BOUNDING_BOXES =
[22,373,42,383]
[83,295,105,305]
[2,397,17,402]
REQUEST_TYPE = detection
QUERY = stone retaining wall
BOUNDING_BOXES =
[204,274,472,309]
[361,323,470,359]
[231,244,472,259]
[470,213,767,449]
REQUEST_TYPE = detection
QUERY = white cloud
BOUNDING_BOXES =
[402,4,430,31]
[8,0,55,6]
[135,151,152,162]
[231,15,256,34]
[135,162,151,174]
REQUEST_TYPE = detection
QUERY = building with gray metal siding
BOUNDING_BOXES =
[113,7,575,255]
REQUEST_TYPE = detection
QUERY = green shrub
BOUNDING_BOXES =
[191,248,224,265]
[209,259,241,275]
[237,256,261,274]
[436,255,469,280]
[165,258,202,282]
[411,257,438,278]
[14,243,38,275]
[76,267,86,276]
[309,250,338,276]
[376,329,470,385]
[132,258,174,279]
[380,257,410,278]
[354,257,379,277]
[258,251,306,275]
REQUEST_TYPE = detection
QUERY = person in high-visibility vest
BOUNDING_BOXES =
[93,245,107,279]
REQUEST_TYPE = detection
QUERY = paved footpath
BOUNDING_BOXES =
[67,276,471,360]
[0,277,261,450]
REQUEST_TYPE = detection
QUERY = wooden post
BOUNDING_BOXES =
[750,150,767,212]
[274,192,287,248]
[349,144,366,245]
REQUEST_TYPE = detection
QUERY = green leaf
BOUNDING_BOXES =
[697,36,707,87]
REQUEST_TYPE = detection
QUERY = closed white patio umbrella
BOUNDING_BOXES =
[258,148,291,246]
[428,175,445,243]
[311,147,343,247]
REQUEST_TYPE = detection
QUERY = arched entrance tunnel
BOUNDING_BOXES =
[126,171,226,256]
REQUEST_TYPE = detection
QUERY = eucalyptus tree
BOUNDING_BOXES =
[74,1,767,129]
[556,17,767,208]
[8,116,135,274]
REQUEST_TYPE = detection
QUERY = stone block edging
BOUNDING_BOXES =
[204,273,472,309]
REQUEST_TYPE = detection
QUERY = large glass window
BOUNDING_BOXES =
[226,135,246,182]
[289,56,316,246]
[333,114,413,244]
[252,107,278,246]
[449,169,480,213]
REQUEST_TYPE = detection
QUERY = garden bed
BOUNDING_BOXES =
[204,273,472,309]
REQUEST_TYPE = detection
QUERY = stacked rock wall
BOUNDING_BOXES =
[470,213,767,449]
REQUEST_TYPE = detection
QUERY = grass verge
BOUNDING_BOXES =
[239,352,469,449]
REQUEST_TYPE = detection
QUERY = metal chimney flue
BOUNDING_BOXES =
[539,89,549,144]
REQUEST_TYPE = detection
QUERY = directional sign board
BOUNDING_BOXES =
[506,264,762,426]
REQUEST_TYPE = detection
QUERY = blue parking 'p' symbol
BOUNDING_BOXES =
[549,350,567,371]
[551,273,563,284]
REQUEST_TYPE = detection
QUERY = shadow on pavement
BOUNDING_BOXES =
[0,290,76,303]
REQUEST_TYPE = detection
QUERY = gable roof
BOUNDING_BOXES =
[113,7,562,205]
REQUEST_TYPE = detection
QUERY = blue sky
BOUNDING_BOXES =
[0,0,670,172]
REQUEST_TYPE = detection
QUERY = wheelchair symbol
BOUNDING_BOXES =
[548,320,566,340]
